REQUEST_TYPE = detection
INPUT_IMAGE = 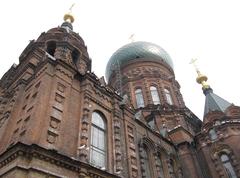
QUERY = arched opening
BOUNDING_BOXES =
[90,112,107,169]
[46,41,56,56]
[142,145,153,178]
[72,49,80,65]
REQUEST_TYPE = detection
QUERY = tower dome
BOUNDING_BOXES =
[105,41,173,81]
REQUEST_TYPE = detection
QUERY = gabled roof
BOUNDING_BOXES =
[203,88,232,116]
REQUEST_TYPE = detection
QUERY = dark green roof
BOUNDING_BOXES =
[204,88,232,116]
[105,41,173,81]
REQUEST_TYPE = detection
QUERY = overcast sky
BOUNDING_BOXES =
[0,0,239,119]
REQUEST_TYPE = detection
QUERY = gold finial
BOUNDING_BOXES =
[190,58,210,89]
[128,34,136,43]
[64,3,75,23]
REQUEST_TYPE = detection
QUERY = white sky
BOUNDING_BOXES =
[0,0,239,119]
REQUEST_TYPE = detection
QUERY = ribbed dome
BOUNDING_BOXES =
[105,41,173,81]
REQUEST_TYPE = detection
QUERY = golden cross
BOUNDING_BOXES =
[69,3,75,13]
[129,34,135,43]
[189,58,200,74]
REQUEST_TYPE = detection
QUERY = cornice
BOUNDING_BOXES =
[0,142,120,178]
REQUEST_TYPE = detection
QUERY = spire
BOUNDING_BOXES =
[61,4,75,31]
[190,58,210,90]
[190,59,231,116]
[203,91,231,116]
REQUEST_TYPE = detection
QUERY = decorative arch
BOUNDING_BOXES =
[210,144,239,178]
[141,136,156,150]
[139,137,156,178]
[210,144,233,160]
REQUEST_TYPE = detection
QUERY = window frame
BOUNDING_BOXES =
[135,88,145,108]
[150,85,161,105]
[220,153,237,178]
[90,111,107,169]
[164,88,173,105]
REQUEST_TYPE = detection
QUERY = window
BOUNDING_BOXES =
[150,86,160,105]
[220,154,237,178]
[46,41,56,56]
[72,49,80,65]
[164,88,173,105]
[209,128,217,141]
[157,153,165,178]
[142,146,152,178]
[90,112,106,168]
[135,88,144,108]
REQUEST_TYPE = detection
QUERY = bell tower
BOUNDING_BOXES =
[0,8,91,152]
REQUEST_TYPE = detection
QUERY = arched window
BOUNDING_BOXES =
[209,128,218,141]
[90,112,106,168]
[142,146,152,178]
[164,88,173,105]
[220,154,237,178]
[150,86,160,105]
[135,88,144,108]
[157,153,165,178]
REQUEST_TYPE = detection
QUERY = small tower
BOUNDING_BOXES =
[191,59,233,119]
[193,59,240,178]
[0,8,118,178]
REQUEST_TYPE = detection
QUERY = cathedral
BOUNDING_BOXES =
[0,11,239,178]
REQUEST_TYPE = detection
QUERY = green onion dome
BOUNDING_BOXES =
[105,41,173,81]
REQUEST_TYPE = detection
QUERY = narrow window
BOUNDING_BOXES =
[209,128,218,141]
[169,159,177,178]
[150,86,160,105]
[46,41,56,56]
[164,88,173,105]
[220,154,237,178]
[90,112,106,168]
[142,146,152,178]
[135,88,144,108]
[157,153,165,178]
[72,49,80,65]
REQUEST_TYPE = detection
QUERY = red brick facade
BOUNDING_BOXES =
[0,21,239,178]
